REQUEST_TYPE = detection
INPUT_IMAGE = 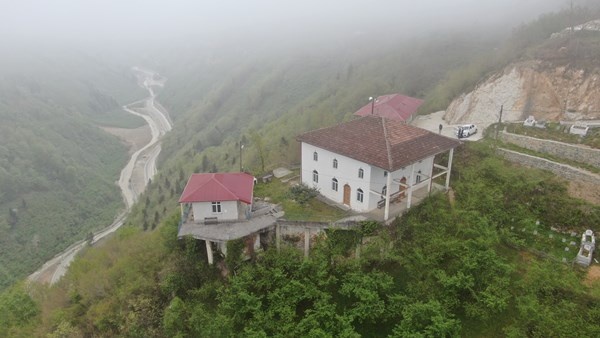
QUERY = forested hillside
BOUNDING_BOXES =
[4,142,600,337]
[0,46,146,289]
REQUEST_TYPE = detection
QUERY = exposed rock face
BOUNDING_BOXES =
[552,19,600,39]
[444,60,600,125]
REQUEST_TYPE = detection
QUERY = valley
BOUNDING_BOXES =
[27,68,172,285]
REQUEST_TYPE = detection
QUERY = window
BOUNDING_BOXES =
[332,178,338,191]
[313,152,318,161]
[357,188,364,203]
[211,202,222,213]
[312,170,319,183]
[384,171,388,177]
[382,185,387,196]
[416,170,422,183]
[358,168,364,179]
[333,159,338,169]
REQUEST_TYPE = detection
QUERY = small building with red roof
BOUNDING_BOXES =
[354,93,424,122]
[179,172,255,223]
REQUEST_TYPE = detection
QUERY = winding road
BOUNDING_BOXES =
[27,67,172,285]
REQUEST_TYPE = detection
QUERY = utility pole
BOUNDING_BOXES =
[495,105,503,146]
[369,96,376,115]
[239,143,244,172]
[570,0,574,35]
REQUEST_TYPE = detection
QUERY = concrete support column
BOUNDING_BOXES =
[304,229,310,259]
[205,240,214,265]
[180,204,184,221]
[445,148,454,190]
[407,164,415,209]
[276,224,281,253]
[383,172,393,221]
[428,159,435,193]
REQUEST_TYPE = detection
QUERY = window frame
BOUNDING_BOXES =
[357,188,364,203]
[313,152,318,161]
[332,178,338,191]
[211,201,222,213]
[312,170,319,183]
[333,158,338,169]
[358,168,364,179]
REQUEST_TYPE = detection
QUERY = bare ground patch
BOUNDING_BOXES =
[101,125,151,155]
[568,180,600,205]
[585,265,600,286]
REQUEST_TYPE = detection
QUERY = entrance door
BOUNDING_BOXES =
[399,177,407,198]
[343,184,351,206]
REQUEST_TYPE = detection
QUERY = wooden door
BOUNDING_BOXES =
[343,184,351,206]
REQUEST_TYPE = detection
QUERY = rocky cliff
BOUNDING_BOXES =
[444,60,600,126]
[444,20,600,127]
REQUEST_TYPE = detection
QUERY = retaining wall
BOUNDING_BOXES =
[500,131,600,168]
[497,148,600,186]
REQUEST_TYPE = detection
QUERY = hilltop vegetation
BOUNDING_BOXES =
[3,142,600,337]
[0,47,146,289]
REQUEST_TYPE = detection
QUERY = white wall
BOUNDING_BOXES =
[192,200,239,222]
[301,142,436,212]
[301,143,372,212]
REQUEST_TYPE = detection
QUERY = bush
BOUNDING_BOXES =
[287,184,319,205]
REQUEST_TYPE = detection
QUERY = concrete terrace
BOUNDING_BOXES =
[178,212,283,242]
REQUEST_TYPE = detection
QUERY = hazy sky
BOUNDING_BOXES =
[1,0,571,45]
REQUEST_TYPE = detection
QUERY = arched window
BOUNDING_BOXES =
[312,170,319,183]
[333,159,338,169]
[313,152,318,161]
[416,170,422,183]
[332,178,338,191]
[357,188,364,202]
[382,185,387,196]
[358,168,364,179]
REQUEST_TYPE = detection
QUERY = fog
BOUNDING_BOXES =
[0,0,575,49]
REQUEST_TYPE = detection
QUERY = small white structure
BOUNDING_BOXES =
[576,229,595,267]
[297,116,461,221]
[179,172,254,223]
[523,116,536,127]
[570,123,589,136]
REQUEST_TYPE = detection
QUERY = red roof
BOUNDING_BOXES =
[354,93,424,121]
[179,172,254,204]
[297,116,461,171]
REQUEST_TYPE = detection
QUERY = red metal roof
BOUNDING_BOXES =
[297,116,461,171]
[354,93,424,121]
[179,172,254,204]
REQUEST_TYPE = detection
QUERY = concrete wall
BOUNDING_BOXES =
[192,200,239,222]
[500,131,600,168]
[498,148,600,186]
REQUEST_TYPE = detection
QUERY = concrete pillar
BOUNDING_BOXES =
[445,148,454,190]
[276,224,281,253]
[428,158,434,193]
[180,204,184,221]
[407,164,415,209]
[383,172,393,221]
[304,229,310,259]
[205,240,214,265]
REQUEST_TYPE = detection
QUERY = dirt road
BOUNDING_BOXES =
[28,67,172,285]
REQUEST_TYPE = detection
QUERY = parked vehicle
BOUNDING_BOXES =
[456,124,477,138]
